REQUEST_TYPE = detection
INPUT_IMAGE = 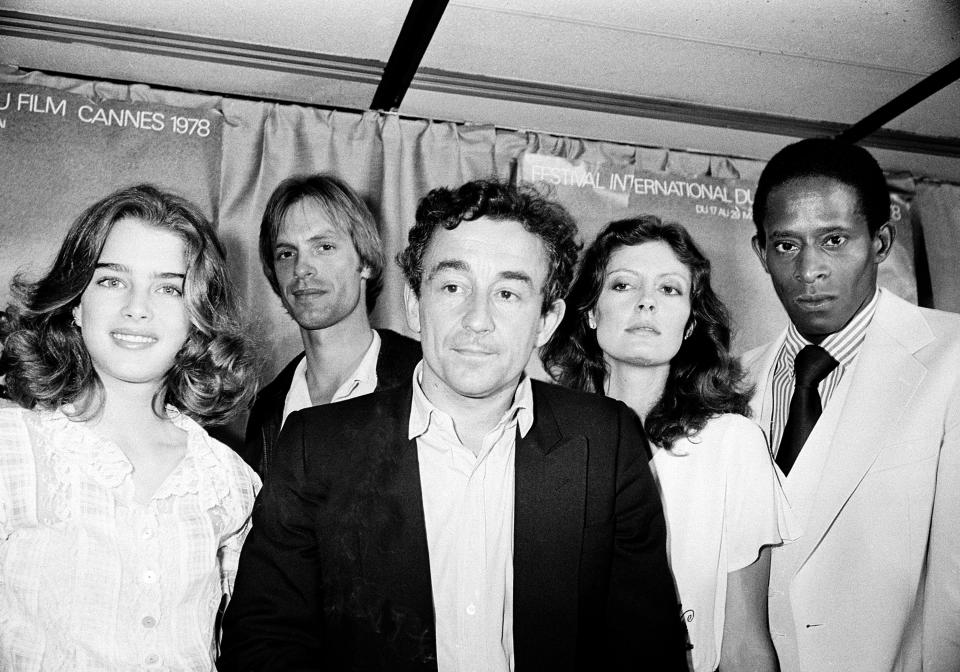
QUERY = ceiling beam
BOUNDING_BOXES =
[837,55,960,144]
[370,0,449,112]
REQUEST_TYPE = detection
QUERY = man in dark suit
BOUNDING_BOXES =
[220,179,688,671]
[240,173,420,479]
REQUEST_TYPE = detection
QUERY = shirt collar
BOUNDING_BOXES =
[408,361,535,440]
[282,330,381,423]
[781,287,881,370]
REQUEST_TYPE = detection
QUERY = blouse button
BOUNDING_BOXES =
[142,615,157,628]
[142,570,158,584]
[144,653,160,665]
[141,528,155,540]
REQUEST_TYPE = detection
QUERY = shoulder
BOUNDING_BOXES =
[531,379,636,435]
[290,384,410,444]
[202,431,261,486]
[255,352,305,402]
[376,328,421,354]
[740,339,779,375]
[375,329,422,385]
[0,406,36,453]
[668,413,767,459]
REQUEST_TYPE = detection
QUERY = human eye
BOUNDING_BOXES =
[607,278,631,292]
[772,240,798,254]
[661,284,682,296]
[314,241,336,253]
[823,234,847,248]
[496,289,519,301]
[156,284,183,297]
[440,282,462,294]
[274,248,294,262]
[95,276,125,289]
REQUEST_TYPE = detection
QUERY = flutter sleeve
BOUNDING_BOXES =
[722,415,801,572]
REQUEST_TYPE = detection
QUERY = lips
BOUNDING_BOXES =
[626,324,660,335]
[794,294,835,310]
[111,331,158,348]
[291,286,327,298]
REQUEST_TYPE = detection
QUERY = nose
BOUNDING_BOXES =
[635,288,657,312]
[123,286,152,320]
[795,246,829,284]
[462,292,494,334]
[293,255,316,280]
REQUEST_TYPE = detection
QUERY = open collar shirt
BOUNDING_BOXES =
[281,329,380,426]
[408,363,533,672]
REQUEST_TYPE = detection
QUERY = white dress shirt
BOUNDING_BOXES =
[408,363,533,672]
[281,329,381,426]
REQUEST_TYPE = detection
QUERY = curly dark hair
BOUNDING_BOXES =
[753,138,890,244]
[397,179,582,314]
[259,173,385,313]
[1,184,256,425]
[541,215,753,447]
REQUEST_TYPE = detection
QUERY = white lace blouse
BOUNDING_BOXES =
[0,406,261,671]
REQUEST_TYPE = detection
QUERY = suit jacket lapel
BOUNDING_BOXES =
[795,293,930,571]
[746,330,787,435]
[359,386,436,660]
[513,386,587,666]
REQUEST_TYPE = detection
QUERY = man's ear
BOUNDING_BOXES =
[535,298,566,348]
[873,221,896,264]
[751,235,770,273]
[403,283,421,335]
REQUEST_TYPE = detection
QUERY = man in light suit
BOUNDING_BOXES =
[744,138,960,672]
[219,179,688,671]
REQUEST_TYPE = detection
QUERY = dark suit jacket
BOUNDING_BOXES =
[239,328,421,480]
[220,380,688,671]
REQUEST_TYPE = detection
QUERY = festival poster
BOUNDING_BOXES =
[0,83,223,308]
[519,152,919,357]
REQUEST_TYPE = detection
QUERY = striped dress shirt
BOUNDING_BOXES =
[768,288,881,457]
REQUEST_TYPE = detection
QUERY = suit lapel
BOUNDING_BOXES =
[513,386,586,666]
[795,293,930,571]
[359,386,436,659]
[746,330,787,436]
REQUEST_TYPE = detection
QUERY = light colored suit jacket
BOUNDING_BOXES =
[743,289,960,672]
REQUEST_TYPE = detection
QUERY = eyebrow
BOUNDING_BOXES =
[427,260,534,287]
[94,262,185,280]
[768,223,854,238]
[606,267,689,282]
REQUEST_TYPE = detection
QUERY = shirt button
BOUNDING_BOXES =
[141,528,155,540]
[466,604,477,616]
[144,653,160,665]
[142,615,157,628]
[142,570,158,584]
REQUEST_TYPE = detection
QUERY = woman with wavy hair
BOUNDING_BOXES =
[0,184,260,670]
[542,216,795,672]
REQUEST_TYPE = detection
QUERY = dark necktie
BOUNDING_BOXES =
[776,344,839,476]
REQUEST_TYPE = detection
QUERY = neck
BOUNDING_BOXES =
[300,310,373,385]
[81,378,170,434]
[419,369,519,447]
[603,358,670,424]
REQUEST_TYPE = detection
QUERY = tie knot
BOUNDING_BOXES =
[794,344,838,388]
